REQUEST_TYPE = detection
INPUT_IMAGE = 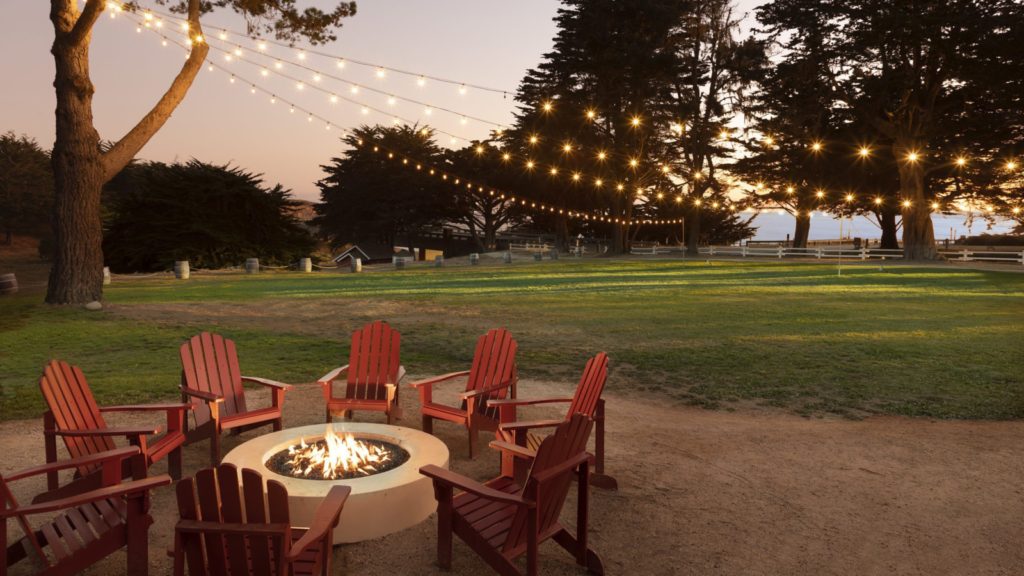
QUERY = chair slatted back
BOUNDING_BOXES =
[503,414,593,554]
[39,360,116,476]
[345,321,401,402]
[566,353,609,419]
[180,333,247,426]
[175,464,291,576]
[464,328,518,420]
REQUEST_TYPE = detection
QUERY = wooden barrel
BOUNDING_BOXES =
[174,260,190,280]
[434,255,444,267]
[102,266,111,286]
[503,252,512,264]
[533,252,543,261]
[350,257,362,273]
[469,253,480,265]
[245,258,260,274]
[299,258,312,273]
[549,250,559,260]
[393,257,406,270]
[0,273,17,295]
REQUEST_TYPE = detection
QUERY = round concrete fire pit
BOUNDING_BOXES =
[222,423,449,543]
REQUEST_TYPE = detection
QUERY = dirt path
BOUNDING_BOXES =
[4,379,1023,575]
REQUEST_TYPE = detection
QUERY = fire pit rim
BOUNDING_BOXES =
[223,423,449,498]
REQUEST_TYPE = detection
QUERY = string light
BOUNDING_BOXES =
[859,147,871,158]
[811,141,823,152]
[906,151,920,163]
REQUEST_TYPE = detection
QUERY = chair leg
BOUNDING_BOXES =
[436,485,453,570]
[467,420,478,460]
[422,415,433,434]
[210,430,221,466]
[168,446,182,480]
[125,492,150,576]
[325,407,332,424]
[526,511,538,576]
[273,417,283,432]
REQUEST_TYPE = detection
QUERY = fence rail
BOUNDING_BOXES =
[631,245,1024,265]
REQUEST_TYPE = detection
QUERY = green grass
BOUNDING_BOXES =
[2,260,1023,420]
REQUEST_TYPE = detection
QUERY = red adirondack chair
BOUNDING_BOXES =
[489,353,616,490]
[420,414,604,576]
[172,463,350,576]
[2,446,171,576]
[410,328,518,458]
[180,332,293,465]
[318,321,405,424]
[39,360,189,498]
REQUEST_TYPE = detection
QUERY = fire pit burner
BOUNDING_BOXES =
[265,427,410,480]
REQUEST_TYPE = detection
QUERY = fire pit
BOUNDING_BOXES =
[222,422,449,543]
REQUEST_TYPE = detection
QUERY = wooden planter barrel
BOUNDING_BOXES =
[245,258,259,274]
[174,260,190,280]
[350,257,362,273]
[299,257,312,273]
[0,273,17,295]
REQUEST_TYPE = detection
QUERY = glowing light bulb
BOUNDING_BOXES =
[336,59,346,68]
[859,147,871,158]
[595,179,603,187]
[296,82,304,91]
[360,107,369,115]
[458,85,467,95]
[529,135,539,145]
[902,200,912,208]
[549,167,559,175]
[350,85,359,94]
[417,76,426,87]
[261,69,269,77]
[375,68,386,79]
[631,116,642,127]
[258,42,267,51]
[719,129,729,139]
[424,107,433,116]
[597,151,607,161]
[233,47,242,57]
[387,96,396,106]
[845,194,854,202]
[906,151,920,163]
[811,141,823,152]
[475,145,484,154]
[657,192,665,200]
[815,190,825,199]
[786,186,795,194]
[693,171,703,180]
[931,202,940,210]
[1012,207,1021,215]
[562,143,572,153]
[763,135,774,146]
[542,101,553,112]
[1007,161,1018,171]
[297,51,306,60]
[526,160,535,169]
[502,153,511,161]
[572,172,581,182]
[275,61,283,69]
[313,74,321,83]
[661,165,670,173]
[329,94,338,103]
[586,109,596,120]
[955,157,967,167]
[629,158,639,168]
[874,197,883,205]
[617,184,625,192]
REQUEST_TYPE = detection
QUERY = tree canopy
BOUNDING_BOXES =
[103,160,314,272]
[0,132,53,245]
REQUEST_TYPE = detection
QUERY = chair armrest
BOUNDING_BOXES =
[420,465,532,508]
[4,447,141,482]
[498,418,564,432]
[241,376,293,391]
[180,387,225,403]
[488,441,536,461]
[487,397,573,408]
[100,403,192,413]
[317,365,349,385]
[1,475,171,518]
[408,371,471,389]
[50,425,163,437]
[396,365,407,385]
[461,377,518,400]
[288,485,351,560]
[533,452,593,484]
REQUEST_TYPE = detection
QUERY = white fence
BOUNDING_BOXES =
[631,244,1024,265]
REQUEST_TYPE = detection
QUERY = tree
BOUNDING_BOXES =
[0,133,53,246]
[46,0,355,304]
[507,0,688,253]
[444,142,525,250]
[666,0,761,255]
[315,125,452,248]
[756,0,1024,259]
[102,160,314,272]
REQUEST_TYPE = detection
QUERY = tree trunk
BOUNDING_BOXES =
[555,215,569,251]
[47,14,105,304]
[685,208,700,256]
[878,209,899,249]
[895,143,938,260]
[792,212,811,248]
[610,223,625,255]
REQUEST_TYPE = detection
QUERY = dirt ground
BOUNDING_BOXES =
[4,377,1023,576]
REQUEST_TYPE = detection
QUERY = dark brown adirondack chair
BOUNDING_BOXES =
[420,414,604,576]
[318,321,405,424]
[172,463,350,576]
[180,332,294,465]
[410,328,518,459]
[2,446,171,576]
[39,360,189,498]
[489,352,616,490]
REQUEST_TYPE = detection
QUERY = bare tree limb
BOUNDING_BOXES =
[66,0,106,46]
[101,0,207,181]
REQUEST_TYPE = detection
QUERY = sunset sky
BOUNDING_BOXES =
[3,0,1005,240]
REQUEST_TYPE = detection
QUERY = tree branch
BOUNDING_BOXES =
[65,0,106,46]
[101,0,207,182]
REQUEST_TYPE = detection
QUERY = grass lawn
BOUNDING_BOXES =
[1,259,1022,420]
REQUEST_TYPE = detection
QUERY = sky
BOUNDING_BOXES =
[1,0,1009,242]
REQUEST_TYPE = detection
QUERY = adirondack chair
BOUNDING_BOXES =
[410,328,518,459]
[2,446,171,576]
[39,360,189,498]
[420,414,604,576]
[318,321,405,424]
[180,332,294,465]
[489,353,616,490]
[172,463,350,576]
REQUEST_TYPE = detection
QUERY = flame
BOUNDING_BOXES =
[285,425,393,479]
